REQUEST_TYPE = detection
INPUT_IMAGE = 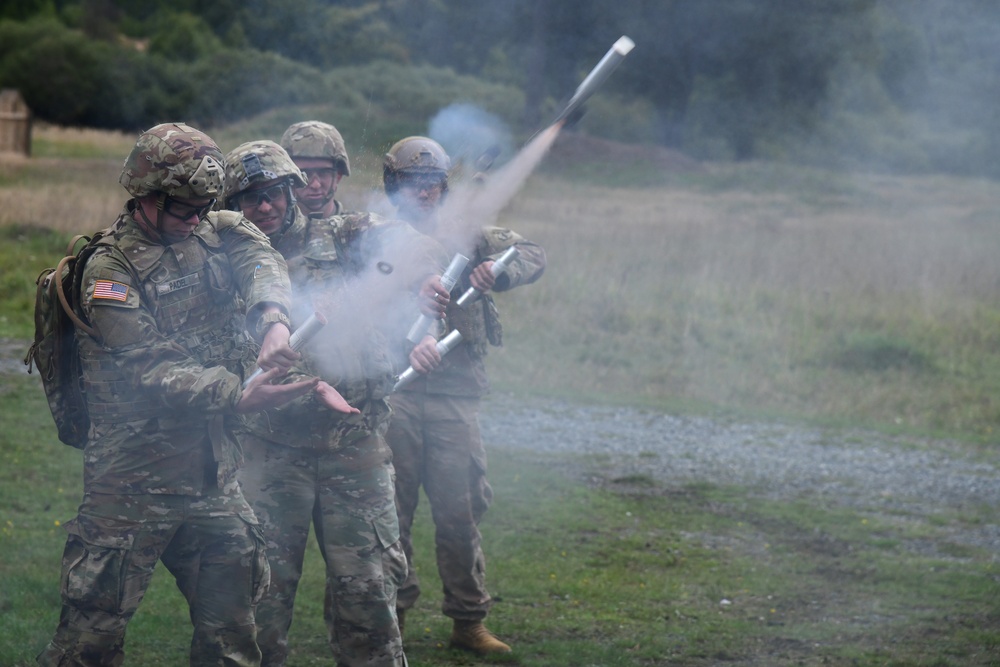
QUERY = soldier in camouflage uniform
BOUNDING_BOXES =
[36,123,333,667]
[280,120,351,219]
[224,136,447,667]
[383,137,546,654]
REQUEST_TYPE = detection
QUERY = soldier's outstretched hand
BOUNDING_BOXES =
[236,368,318,413]
[315,381,361,414]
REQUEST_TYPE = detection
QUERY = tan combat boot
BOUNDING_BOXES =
[449,620,511,654]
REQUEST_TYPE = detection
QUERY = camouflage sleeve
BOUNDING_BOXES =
[79,247,243,414]
[480,226,546,291]
[213,210,293,335]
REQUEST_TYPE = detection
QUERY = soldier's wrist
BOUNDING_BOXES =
[256,311,291,339]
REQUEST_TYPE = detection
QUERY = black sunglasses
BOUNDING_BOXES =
[236,183,287,209]
[163,196,216,220]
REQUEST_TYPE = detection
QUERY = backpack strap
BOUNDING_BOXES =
[65,234,91,257]
[55,254,97,338]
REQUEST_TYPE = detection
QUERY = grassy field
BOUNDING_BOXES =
[5,123,1000,439]
[1,123,999,665]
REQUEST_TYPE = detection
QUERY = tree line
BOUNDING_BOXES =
[3,0,1000,177]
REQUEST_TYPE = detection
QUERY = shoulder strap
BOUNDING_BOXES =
[55,254,96,338]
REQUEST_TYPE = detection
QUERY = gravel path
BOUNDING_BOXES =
[480,392,1000,554]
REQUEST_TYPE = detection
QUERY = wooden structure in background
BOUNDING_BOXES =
[0,89,32,156]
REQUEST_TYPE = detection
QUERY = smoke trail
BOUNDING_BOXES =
[429,103,514,174]
[438,121,563,248]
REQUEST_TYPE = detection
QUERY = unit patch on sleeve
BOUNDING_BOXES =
[92,279,130,302]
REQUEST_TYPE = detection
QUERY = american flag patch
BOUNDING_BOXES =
[93,279,129,302]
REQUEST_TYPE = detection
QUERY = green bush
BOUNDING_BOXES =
[147,11,223,62]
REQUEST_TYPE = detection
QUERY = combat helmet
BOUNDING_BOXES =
[223,140,308,206]
[120,122,225,199]
[224,140,307,238]
[280,121,351,176]
[383,136,451,199]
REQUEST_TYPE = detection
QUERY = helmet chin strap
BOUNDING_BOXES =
[131,196,166,243]
[306,184,335,214]
[265,180,300,245]
[283,187,299,232]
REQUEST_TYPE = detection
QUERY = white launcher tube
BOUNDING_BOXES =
[454,246,520,308]
[243,311,327,387]
[405,253,469,344]
[392,329,463,392]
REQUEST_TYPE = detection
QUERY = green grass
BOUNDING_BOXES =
[1,374,997,665]
[0,225,78,340]
[482,165,1000,440]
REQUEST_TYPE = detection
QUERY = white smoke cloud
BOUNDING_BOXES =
[428,103,514,175]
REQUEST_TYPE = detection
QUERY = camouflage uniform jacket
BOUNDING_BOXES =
[400,225,546,397]
[76,205,292,495]
[246,208,445,449]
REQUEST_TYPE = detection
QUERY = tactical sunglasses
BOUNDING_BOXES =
[301,167,337,183]
[162,196,217,220]
[237,183,287,209]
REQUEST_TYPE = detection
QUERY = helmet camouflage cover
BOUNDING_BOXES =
[223,140,308,205]
[383,136,451,196]
[120,122,225,199]
[280,121,351,176]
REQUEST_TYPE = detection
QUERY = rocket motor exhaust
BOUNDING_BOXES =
[554,35,636,125]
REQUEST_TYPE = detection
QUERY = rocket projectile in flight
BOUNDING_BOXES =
[554,36,636,125]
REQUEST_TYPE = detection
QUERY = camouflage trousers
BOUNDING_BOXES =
[238,433,407,667]
[36,485,269,667]
[386,392,494,620]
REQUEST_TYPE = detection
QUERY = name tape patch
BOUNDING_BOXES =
[156,272,201,295]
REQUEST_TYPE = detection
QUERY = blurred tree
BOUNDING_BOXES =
[4,0,1000,175]
[78,0,119,40]
[0,0,56,21]
[318,3,406,67]
[147,11,223,61]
